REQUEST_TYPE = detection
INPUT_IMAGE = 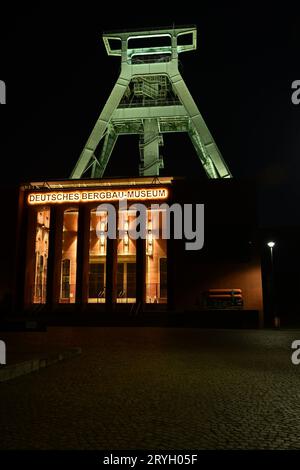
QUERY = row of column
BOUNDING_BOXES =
[18,203,175,312]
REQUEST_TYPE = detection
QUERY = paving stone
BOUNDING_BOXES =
[0,328,300,449]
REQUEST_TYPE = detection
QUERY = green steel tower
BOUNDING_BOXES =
[70,26,232,179]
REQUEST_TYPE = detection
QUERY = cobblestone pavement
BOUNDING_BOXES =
[1,328,300,449]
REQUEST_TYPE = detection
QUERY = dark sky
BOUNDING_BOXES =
[1,3,300,226]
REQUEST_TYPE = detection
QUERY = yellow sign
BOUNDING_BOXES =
[27,188,169,205]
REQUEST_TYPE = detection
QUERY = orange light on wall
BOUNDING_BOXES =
[147,217,153,256]
[124,219,129,254]
[33,208,51,304]
[100,220,106,254]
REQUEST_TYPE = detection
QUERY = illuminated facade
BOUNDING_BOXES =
[17,177,172,311]
[15,176,264,326]
[33,208,50,304]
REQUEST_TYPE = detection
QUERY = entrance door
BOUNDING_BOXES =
[117,261,136,302]
[88,262,105,301]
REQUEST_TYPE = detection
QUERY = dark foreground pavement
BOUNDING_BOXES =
[0,328,300,449]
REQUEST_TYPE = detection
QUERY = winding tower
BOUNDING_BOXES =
[70,26,232,179]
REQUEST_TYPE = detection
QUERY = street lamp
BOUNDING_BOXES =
[267,240,275,251]
[267,241,279,327]
[267,241,275,270]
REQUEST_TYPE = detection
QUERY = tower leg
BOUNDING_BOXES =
[188,128,218,178]
[70,75,129,179]
[91,126,118,178]
[169,72,232,178]
[139,119,163,176]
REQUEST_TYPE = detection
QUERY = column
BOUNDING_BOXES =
[167,237,175,311]
[105,237,118,311]
[46,205,63,309]
[51,207,64,305]
[23,204,36,309]
[75,204,91,308]
[136,237,146,309]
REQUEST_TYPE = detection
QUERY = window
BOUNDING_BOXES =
[61,259,71,299]
[89,263,105,300]
[160,258,167,299]
[59,208,78,303]
[127,263,136,299]
[117,211,136,303]
[146,209,167,303]
[33,209,50,303]
[88,209,107,303]
[117,262,136,301]
[117,263,125,298]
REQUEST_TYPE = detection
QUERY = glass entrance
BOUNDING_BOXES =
[88,208,107,303]
[117,261,136,302]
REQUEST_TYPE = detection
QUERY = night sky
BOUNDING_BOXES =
[1,4,300,226]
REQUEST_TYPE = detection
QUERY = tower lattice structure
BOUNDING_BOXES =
[70,26,232,179]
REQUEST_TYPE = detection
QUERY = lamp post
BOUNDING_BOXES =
[267,241,279,327]
[267,241,275,266]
